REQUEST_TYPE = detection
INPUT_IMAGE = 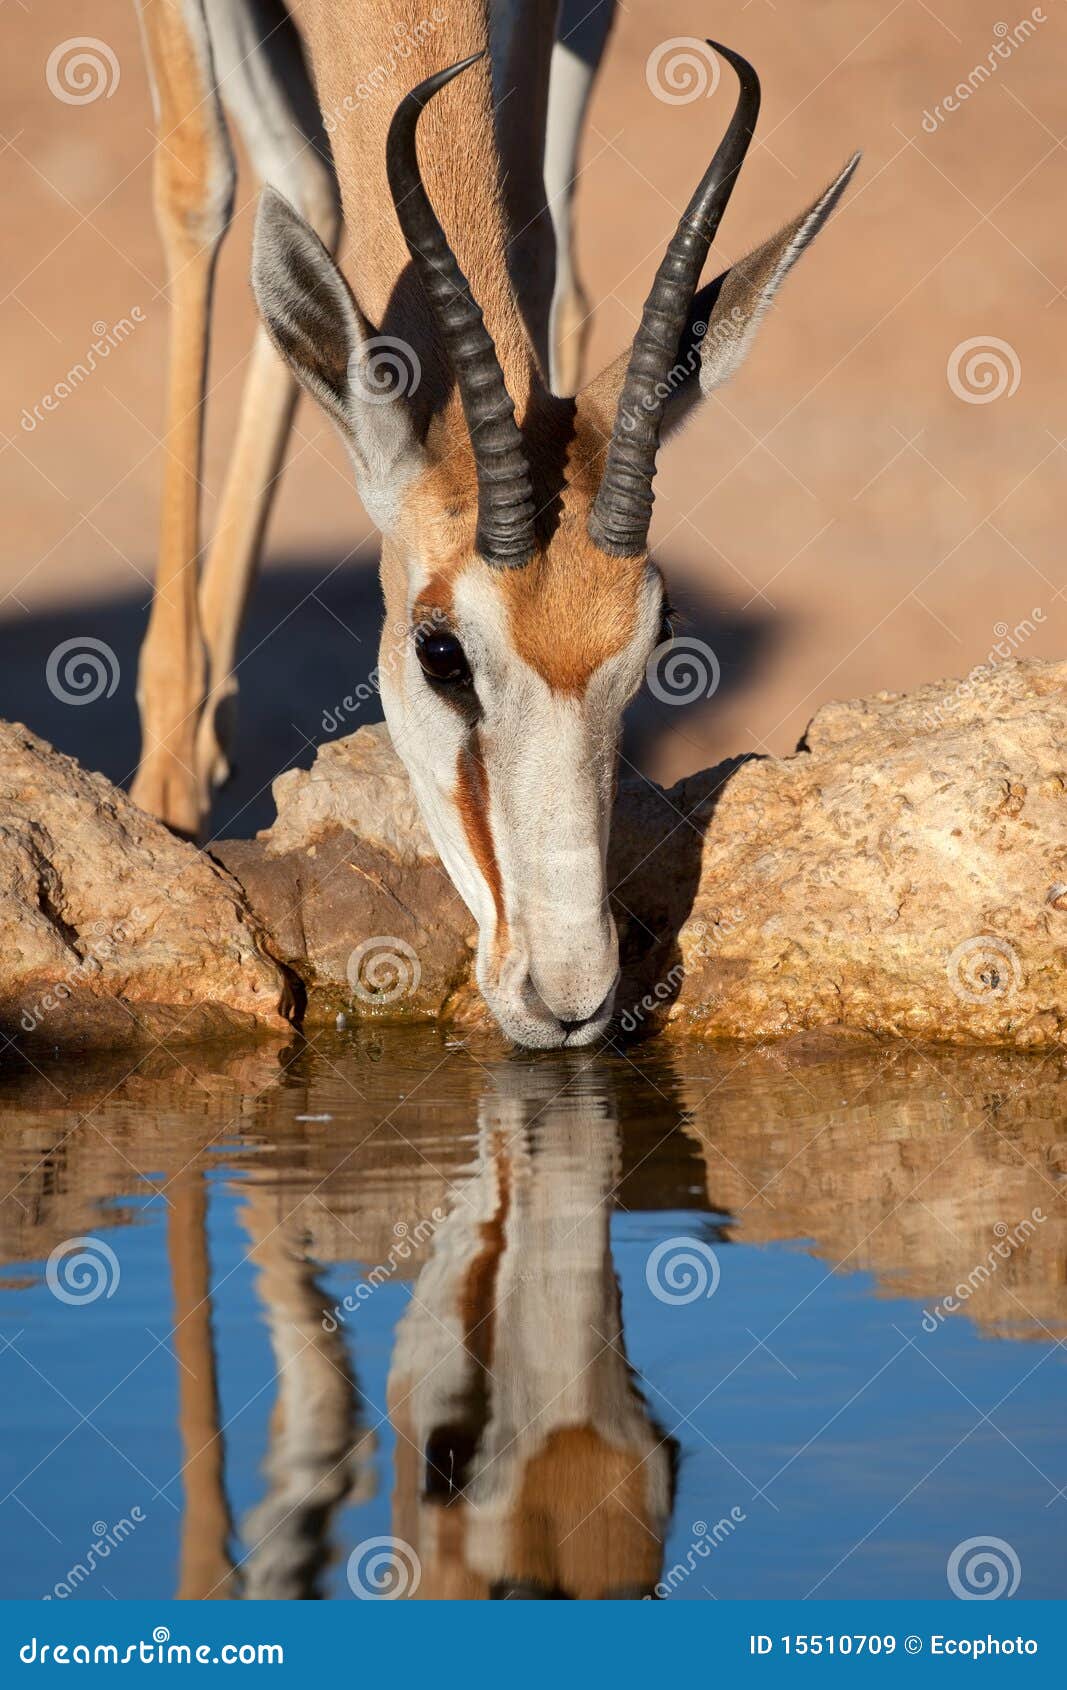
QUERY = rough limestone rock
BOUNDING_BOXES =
[2,659,1065,1050]
[0,724,293,1047]
[659,657,1067,1047]
[214,724,475,1023]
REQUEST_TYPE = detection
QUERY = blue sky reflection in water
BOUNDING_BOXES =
[0,1029,1064,1601]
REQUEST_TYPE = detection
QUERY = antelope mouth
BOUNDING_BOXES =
[481,963,619,1051]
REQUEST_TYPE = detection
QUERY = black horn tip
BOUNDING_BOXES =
[386,52,487,183]
[405,49,486,111]
[705,41,760,92]
[386,47,537,571]
[588,37,764,559]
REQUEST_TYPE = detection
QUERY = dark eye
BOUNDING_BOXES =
[416,630,472,686]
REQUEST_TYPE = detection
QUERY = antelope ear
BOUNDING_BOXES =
[578,153,860,441]
[251,185,425,529]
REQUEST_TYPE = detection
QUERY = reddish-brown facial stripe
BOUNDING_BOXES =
[459,1134,512,1367]
[455,732,507,949]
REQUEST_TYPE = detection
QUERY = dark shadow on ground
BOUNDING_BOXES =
[621,578,777,774]
[0,549,382,839]
[0,549,778,839]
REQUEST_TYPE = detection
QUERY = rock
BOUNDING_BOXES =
[650,658,1067,1046]
[264,722,435,863]
[214,723,475,1024]
[0,723,294,1048]
[3,660,1065,1050]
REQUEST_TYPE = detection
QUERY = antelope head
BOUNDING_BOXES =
[252,46,857,1049]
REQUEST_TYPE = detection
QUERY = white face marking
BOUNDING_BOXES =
[379,560,665,1048]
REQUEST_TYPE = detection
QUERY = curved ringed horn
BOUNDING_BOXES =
[589,43,761,557]
[386,53,536,567]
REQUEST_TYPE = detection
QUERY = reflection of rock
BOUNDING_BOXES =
[675,1034,1067,1341]
[0,1033,474,1278]
[0,724,292,1048]
[3,660,1066,1047]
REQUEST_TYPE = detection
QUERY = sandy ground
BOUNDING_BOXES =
[1,0,1064,836]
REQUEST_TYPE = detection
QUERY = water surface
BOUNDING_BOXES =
[1,1030,1064,1600]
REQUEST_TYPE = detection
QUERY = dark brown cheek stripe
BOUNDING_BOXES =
[456,731,508,951]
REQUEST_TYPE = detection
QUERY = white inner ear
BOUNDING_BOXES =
[340,406,424,538]
[338,321,427,537]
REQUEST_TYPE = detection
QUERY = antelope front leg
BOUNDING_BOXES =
[131,0,234,837]
[544,0,617,395]
[194,327,298,794]
[194,0,340,797]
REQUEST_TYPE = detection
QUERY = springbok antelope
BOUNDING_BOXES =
[133,0,858,1048]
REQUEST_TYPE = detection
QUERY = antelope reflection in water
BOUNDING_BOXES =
[388,1059,678,1598]
[168,1054,676,1599]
